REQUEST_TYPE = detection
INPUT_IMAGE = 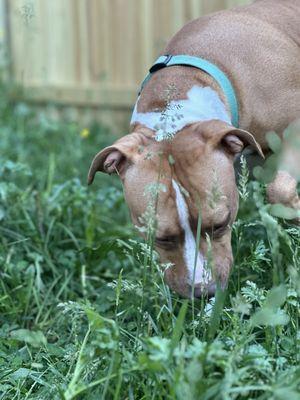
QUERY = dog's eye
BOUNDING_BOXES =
[214,215,231,236]
[205,212,231,239]
[155,236,178,249]
[212,223,228,237]
[204,224,227,239]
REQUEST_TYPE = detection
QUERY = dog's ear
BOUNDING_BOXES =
[221,128,264,158]
[87,133,146,184]
[202,121,264,158]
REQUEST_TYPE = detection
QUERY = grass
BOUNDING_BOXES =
[0,79,299,400]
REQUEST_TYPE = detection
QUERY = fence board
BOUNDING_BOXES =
[21,85,137,108]
[0,0,8,72]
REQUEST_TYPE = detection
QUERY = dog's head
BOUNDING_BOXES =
[88,120,263,297]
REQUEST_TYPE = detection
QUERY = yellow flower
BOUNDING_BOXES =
[80,128,90,139]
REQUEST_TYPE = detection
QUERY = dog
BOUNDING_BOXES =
[88,0,300,298]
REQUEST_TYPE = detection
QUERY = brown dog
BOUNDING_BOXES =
[88,0,300,297]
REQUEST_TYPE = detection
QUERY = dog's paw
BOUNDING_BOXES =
[267,171,300,225]
[267,171,297,204]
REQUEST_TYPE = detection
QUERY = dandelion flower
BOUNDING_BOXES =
[80,128,90,139]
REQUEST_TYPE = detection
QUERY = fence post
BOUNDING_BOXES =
[0,0,11,79]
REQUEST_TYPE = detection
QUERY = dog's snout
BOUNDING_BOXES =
[164,261,220,298]
[191,282,217,298]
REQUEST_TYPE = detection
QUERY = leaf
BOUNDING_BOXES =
[169,301,188,354]
[9,368,33,380]
[116,269,123,307]
[251,286,289,326]
[253,154,278,183]
[207,285,227,340]
[269,204,300,220]
[148,337,171,361]
[82,305,119,339]
[251,308,289,327]
[265,285,287,310]
[288,266,300,296]
[274,387,300,400]
[10,329,47,348]
[9,368,51,387]
[231,293,252,315]
[266,132,282,153]
[84,308,105,331]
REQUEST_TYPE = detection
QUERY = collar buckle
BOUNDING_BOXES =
[149,54,172,73]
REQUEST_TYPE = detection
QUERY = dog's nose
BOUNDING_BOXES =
[191,282,216,298]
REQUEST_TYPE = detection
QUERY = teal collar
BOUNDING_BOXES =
[139,54,239,128]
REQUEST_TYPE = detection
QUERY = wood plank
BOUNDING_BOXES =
[19,85,138,108]
[172,0,184,32]
[43,0,76,85]
[73,0,89,85]
[131,0,144,82]
[0,0,6,47]
[189,0,202,20]
[8,0,39,84]
[202,0,226,14]
[87,0,110,85]
[0,0,8,75]
[110,0,136,86]
[226,0,251,8]
[139,0,153,72]
[153,0,174,56]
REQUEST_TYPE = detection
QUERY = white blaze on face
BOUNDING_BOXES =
[172,180,211,285]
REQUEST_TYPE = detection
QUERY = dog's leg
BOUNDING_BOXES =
[266,123,300,224]
[267,170,300,222]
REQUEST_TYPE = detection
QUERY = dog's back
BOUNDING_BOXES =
[237,0,300,47]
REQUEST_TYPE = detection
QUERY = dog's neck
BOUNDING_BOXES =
[130,66,231,140]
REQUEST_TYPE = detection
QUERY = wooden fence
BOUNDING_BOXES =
[1,0,250,128]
